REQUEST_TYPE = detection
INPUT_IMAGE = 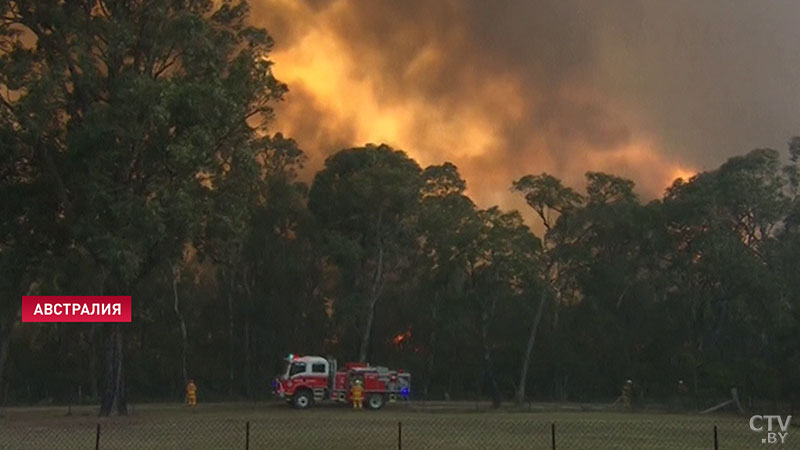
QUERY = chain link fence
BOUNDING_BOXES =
[0,414,790,449]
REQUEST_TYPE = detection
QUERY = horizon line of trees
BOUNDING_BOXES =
[1,1,798,414]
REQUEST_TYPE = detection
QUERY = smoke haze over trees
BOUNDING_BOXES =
[0,1,798,413]
[252,0,800,215]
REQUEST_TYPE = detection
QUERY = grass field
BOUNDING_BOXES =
[0,401,787,450]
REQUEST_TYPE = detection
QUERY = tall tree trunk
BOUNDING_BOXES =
[88,270,106,401]
[358,295,380,363]
[243,270,253,399]
[480,299,501,408]
[88,324,99,399]
[358,241,385,363]
[244,318,251,399]
[115,328,126,415]
[99,324,126,416]
[424,296,439,399]
[514,289,548,404]
[228,275,235,396]
[0,319,14,401]
[0,303,23,402]
[555,374,569,401]
[172,266,188,386]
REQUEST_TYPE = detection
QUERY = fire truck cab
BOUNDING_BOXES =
[273,354,410,410]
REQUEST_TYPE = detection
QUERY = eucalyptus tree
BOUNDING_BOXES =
[662,148,793,399]
[413,163,481,396]
[309,144,423,363]
[0,0,287,414]
[511,173,581,403]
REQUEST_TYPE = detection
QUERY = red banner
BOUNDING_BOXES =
[22,296,132,323]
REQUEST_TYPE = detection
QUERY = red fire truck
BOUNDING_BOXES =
[272,354,411,409]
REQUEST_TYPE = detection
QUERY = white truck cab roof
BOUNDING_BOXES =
[291,355,328,365]
[283,355,330,379]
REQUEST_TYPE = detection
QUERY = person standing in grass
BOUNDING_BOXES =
[186,380,197,407]
[621,380,633,410]
[350,379,364,410]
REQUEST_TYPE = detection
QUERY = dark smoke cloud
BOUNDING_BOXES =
[251,0,800,213]
[591,1,800,168]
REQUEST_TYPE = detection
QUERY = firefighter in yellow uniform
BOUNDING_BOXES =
[350,379,364,410]
[621,379,633,410]
[186,379,197,407]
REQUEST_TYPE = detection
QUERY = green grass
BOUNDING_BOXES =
[0,401,783,449]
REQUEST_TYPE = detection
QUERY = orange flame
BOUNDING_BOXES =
[392,330,412,346]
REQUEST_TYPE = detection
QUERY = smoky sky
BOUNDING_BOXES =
[250,0,800,215]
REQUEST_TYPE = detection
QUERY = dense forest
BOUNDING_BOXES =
[1,1,798,415]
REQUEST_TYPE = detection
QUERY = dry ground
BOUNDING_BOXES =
[0,401,784,450]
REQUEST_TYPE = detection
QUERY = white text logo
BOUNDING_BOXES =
[750,415,791,445]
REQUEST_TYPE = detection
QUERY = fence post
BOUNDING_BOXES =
[551,423,556,450]
[245,421,250,450]
[95,423,101,450]
[398,421,402,450]
[713,425,718,450]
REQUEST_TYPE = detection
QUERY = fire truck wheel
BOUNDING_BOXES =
[366,393,385,410]
[292,390,313,409]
